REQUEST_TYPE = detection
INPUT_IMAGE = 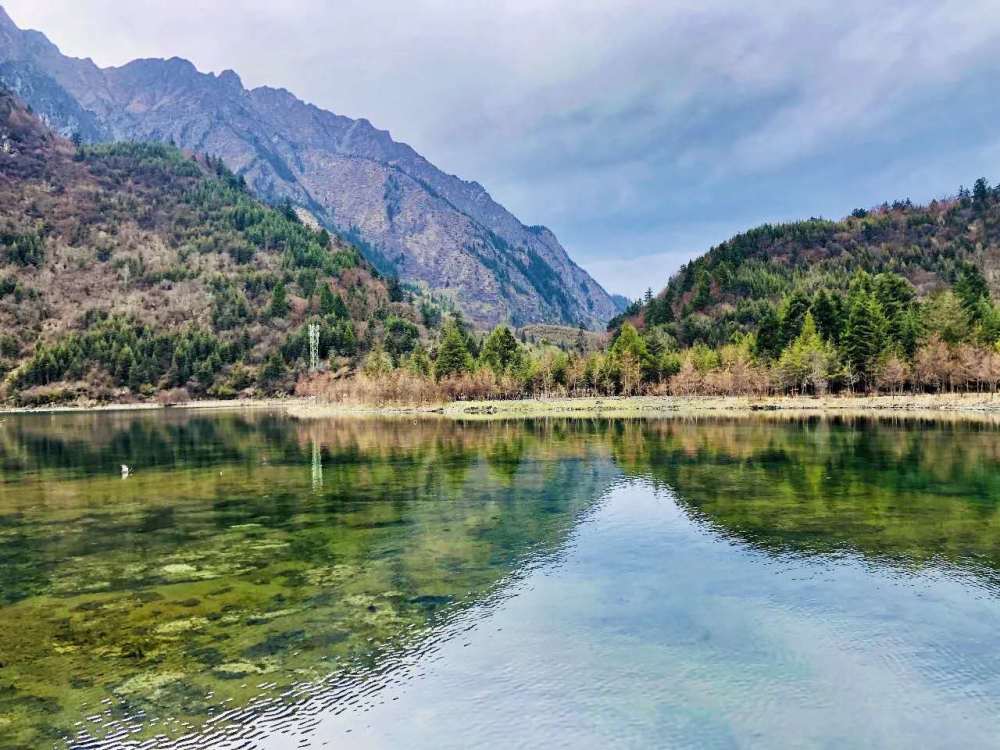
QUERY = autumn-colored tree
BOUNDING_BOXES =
[669,359,702,396]
[877,354,910,395]
[913,336,951,392]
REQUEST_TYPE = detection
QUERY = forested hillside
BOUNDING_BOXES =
[0,89,436,405]
[626,184,1000,345]
[597,181,1000,395]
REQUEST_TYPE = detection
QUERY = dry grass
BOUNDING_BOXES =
[296,369,536,406]
[285,391,1000,424]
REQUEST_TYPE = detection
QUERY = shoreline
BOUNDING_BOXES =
[288,393,1000,421]
[0,397,302,417]
[5,393,1000,421]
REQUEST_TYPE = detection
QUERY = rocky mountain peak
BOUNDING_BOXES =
[0,5,623,328]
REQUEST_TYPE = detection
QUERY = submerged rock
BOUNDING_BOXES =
[115,670,185,698]
[154,616,208,636]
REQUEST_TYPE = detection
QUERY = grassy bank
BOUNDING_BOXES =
[6,392,1000,422]
[286,392,1000,421]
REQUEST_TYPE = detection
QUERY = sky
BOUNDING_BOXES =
[5,1,1000,298]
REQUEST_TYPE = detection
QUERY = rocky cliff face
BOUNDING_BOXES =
[0,6,620,328]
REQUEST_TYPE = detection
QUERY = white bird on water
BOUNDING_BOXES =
[121,464,130,478]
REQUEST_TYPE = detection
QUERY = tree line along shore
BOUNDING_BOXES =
[295,264,1000,407]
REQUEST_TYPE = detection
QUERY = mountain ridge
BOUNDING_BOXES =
[0,6,620,328]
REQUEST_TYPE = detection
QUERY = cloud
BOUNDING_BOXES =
[6,0,1000,295]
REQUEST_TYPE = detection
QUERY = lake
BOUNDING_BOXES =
[1,411,999,748]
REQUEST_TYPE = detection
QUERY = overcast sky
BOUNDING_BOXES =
[6,1,1000,298]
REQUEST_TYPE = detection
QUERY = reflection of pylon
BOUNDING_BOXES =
[311,440,323,492]
[308,322,320,371]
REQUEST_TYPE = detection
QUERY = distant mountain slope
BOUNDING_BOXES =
[0,6,619,328]
[624,185,1000,346]
[0,87,417,404]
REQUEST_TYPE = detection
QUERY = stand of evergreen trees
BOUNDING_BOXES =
[328,264,1000,401]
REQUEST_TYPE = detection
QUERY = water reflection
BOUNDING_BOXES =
[612,417,1000,576]
[0,412,999,748]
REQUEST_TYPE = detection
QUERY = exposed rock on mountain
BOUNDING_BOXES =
[0,6,619,328]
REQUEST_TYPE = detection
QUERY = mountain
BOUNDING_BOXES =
[0,6,620,329]
[626,184,1000,347]
[0,87,422,405]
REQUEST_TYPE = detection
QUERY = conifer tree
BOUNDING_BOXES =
[873,272,916,345]
[479,325,524,376]
[754,305,783,360]
[434,322,473,380]
[843,294,888,389]
[268,280,290,318]
[261,351,286,384]
[810,289,844,343]
[955,263,989,321]
[318,284,337,316]
[778,312,837,394]
[780,291,811,347]
[405,344,432,377]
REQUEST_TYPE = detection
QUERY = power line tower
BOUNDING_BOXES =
[308,322,320,372]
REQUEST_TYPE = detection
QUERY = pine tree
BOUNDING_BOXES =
[843,295,888,389]
[810,289,844,343]
[479,325,524,376]
[268,280,290,318]
[754,304,784,361]
[405,344,432,377]
[644,294,672,326]
[955,263,989,321]
[778,312,837,394]
[279,198,299,223]
[318,284,337,316]
[779,291,811,347]
[873,272,916,345]
[973,177,992,210]
[924,290,970,344]
[434,322,473,380]
[383,316,420,362]
[692,270,712,309]
[897,306,925,358]
[387,275,405,302]
[261,351,286,383]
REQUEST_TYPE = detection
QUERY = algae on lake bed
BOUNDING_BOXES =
[0,412,616,747]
